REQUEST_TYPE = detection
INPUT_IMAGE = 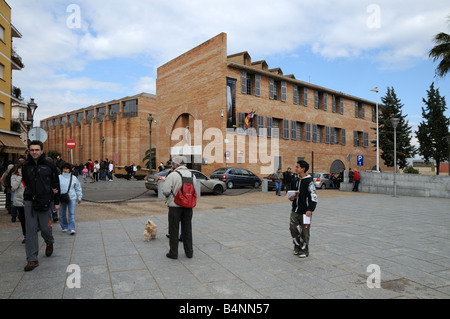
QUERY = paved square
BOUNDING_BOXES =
[1,193,449,299]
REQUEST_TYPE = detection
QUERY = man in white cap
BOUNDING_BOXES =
[162,156,196,259]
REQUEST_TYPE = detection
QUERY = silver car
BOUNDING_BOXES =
[145,169,226,195]
[312,173,332,189]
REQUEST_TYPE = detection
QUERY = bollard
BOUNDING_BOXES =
[195,180,201,198]
[262,179,268,193]
[157,181,166,200]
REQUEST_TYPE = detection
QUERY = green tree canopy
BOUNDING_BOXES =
[416,83,450,175]
[373,87,416,169]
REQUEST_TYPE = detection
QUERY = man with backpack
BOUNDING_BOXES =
[162,156,197,259]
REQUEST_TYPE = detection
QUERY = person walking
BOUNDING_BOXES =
[82,165,88,183]
[288,160,318,258]
[11,163,26,243]
[352,169,360,192]
[108,161,114,181]
[274,168,283,196]
[162,156,196,259]
[58,163,83,235]
[21,140,60,272]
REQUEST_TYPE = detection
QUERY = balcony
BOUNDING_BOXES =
[11,49,24,70]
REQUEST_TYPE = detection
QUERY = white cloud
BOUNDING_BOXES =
[9,0,450,125]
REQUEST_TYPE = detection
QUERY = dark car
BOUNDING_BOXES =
[263,173,286,191]
[210,167,261,189]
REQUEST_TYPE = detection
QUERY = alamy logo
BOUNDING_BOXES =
[366,264,381,288]
[66,4,81,29]
[66,264,81,289]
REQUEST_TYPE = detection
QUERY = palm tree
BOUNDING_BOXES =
[429,16,450,78]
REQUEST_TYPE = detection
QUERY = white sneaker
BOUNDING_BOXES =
[62,229,68,233]
[70,230,76,235]
[298,253,308,258]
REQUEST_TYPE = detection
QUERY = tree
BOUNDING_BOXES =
[429,16,450,78]
[142,148,156,171]
[373,87,416,169]
[416,83,450,175]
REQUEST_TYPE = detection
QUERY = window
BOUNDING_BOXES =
[355,101,365,119]
[320,92,328,111]
[85,110,94,124]
[272,118,280,138]
[0,25,4,42]
[60,116,67,127]
[283,119,289,139]
[266,116,273,137]
[293,85,299,105]
[0,102,3,117]
[354,131,366,147]
[76,112,83,125]
[97,106,106,122]
[302,87,308,106]
[255,74,261,97]
[257,115,265,137]
[68,114,75,127]
[312,124,318,142]
[269,79,280,100]
[342,129,346,145]
[19,112,25,121]
[305,123,311,141]
[325,126,330,144]
[0,63,4,80]
[290,120,297,140]
[281,81,287,102]
[237,112,245,134]
[109,103,120,120]
[340,97,344,115]
[123,99,138,117]
[314,91,319,109]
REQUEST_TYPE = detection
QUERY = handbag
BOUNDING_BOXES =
[60,174,73,203]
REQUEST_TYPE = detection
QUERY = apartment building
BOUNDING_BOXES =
[0,0,26,162]
[42,33,383,176]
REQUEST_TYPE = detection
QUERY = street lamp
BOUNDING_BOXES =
[370,87,379,172]
[101,137,105,161]
[391,118,400,197]
[147,114,154,173]
[27,98,38,128]
[446,135,450,176]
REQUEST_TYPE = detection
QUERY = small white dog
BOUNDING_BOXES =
[142,219,158,241]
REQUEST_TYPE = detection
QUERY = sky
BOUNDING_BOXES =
[8,0,450,153]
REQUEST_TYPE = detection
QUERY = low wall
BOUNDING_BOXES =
[340,171,450,199]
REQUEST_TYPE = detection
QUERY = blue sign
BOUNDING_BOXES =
[357,155,364,167]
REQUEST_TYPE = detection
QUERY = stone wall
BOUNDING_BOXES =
[340,171,450,199]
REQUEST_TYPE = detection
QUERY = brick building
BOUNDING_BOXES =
[42,33,384,177]
[42,93,156,167]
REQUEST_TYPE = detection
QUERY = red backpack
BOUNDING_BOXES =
[173,171,197,208]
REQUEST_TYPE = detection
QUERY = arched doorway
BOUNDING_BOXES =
[330,160,345,174]
[170,113,202,171]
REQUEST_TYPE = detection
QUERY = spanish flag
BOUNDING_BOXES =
[245,110,256,129]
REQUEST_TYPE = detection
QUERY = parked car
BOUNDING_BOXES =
[210,167,261,189]
[312,173,332,189]
[263,173,286,191]
[145,169,227,195]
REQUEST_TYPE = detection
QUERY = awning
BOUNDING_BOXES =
[0,132,27,154]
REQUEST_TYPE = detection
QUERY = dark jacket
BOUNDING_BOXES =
[22,153,61,205]
[295,175,317,215]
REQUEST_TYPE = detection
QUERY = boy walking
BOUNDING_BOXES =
[288,160,317,258]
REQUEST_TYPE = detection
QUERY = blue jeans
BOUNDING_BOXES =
[59,199,77,231]
[275,182,282,196]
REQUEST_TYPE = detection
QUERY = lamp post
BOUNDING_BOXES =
[370,87,379,172]
[101,137,105,161]
[147,114,154,173]
[391,118,400,197]
[27,98,38,128]
[446,135,450,176]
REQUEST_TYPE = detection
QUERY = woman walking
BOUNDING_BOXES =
[11,163,26,243]
[58,163,83,235]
